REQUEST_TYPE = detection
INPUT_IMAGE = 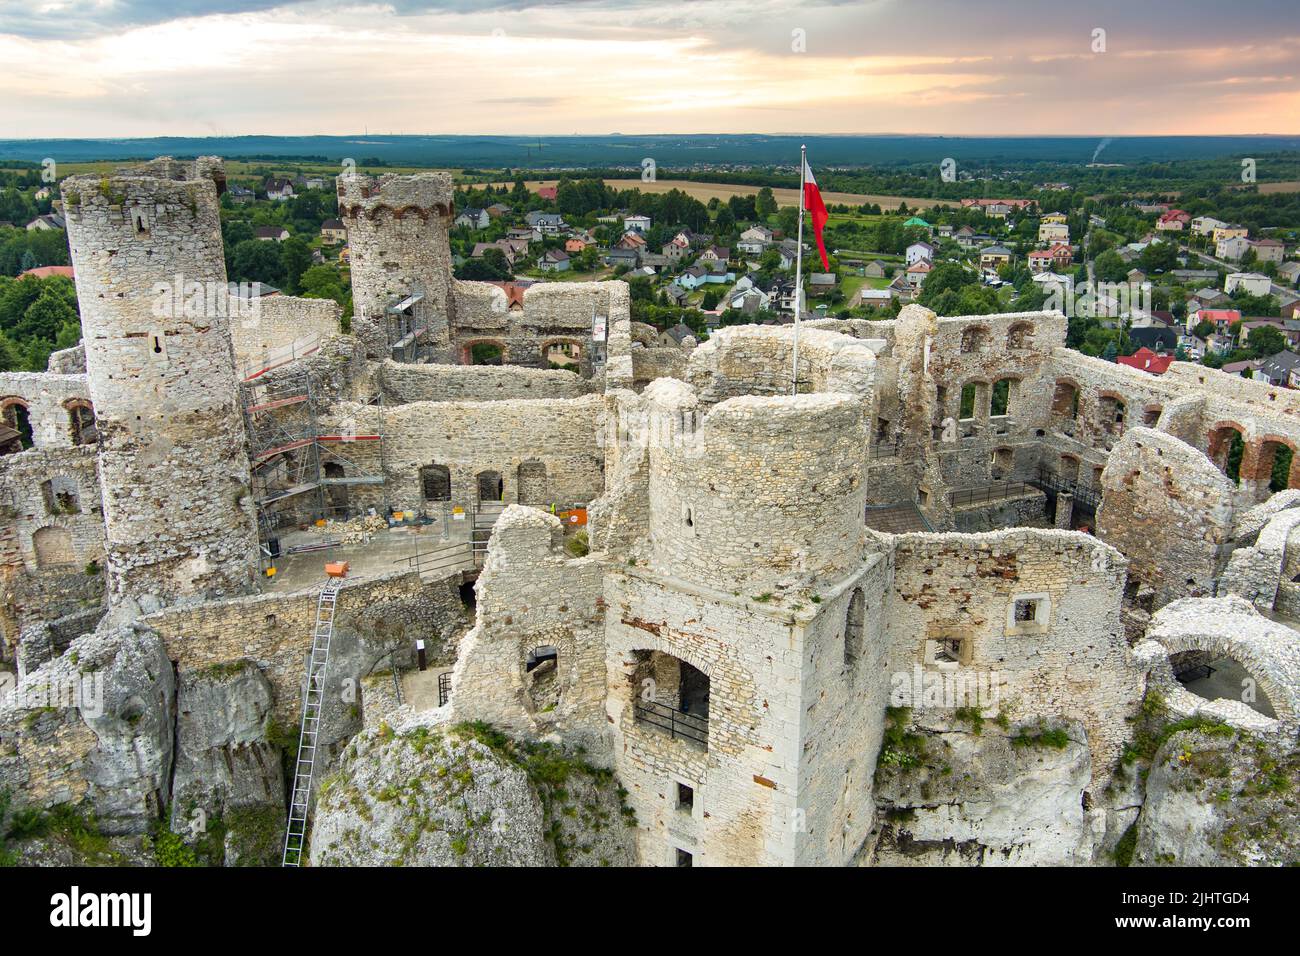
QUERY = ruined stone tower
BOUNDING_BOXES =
[62,157,258,613]
[337,171,456,361]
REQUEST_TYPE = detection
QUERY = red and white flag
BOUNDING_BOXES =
[803,156,830,271]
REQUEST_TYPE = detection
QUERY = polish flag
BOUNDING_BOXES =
[803,156,830,271]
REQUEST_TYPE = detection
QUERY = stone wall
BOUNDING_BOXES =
[322,393,605,515]
[1097,428,1236,609]
[141,570,447,727]
[643,378,869,593]
[885,528,1140,786]
[378,359,586,404]
[451,279,628,377]
[229,294,341,374]
[339,171,456,360]
[448,507,606,747]
[0,372,93,448]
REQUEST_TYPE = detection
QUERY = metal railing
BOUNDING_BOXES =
[1032,466,1102,511]
[948,480,1036,508]
[633,699,709,750]
[400,540,474,577]
[438,671,452,708]
[242,333,322,382]
[868,437,902,460]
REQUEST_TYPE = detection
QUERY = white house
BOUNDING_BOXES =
[1225,272,1271,297]
[624,215,652,234]
[905,241,936,266]
[1216,235,1251,261]
[1192,215,1227,237]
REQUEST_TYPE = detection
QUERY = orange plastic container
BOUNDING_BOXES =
[325,561,350,578]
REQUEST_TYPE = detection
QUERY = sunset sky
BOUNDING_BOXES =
[1,0,1298,138]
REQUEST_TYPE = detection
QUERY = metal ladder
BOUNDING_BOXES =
[281,578,341,867]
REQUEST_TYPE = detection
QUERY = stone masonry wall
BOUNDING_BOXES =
[62,158,258,612]
[885,528,1140,787]
[378,359,586,404]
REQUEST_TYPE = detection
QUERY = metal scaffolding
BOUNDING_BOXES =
[241,359,387,561]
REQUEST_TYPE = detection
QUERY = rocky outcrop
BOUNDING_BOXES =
[864,711,1103,865]
[169,659,284,855]
[0,624,175,835]
[310,721,553,867]
[310,719,637,867]
[1132,727,1298,866]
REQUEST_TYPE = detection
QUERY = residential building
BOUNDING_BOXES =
[1216,235,1251,261]
[906,260,932,289]
[537,248,570,272]
[25,213,65,231]
[1249,239,1285,264]
[454,208,490,230]
[254,226,289,242]
[320,219,347,244]
[264,178,294,201]
[1256,350,1300,388]
[1156,209,1190,231]
[1037,221,1069,243]
[905,241,936,265]
[808,273,838,297]
[1225,272,1272,297]
[979,245,1013,272]
[624,215,652,234]
[1191,215,1227,236]
[1117,347,1174,375]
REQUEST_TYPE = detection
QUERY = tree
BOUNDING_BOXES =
[280,237,313,294]
[755,187,777,219]
[1094,249,1127,284]
[1247,325,1287,358]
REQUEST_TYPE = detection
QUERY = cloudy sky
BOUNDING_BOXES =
[1,0,1297,138]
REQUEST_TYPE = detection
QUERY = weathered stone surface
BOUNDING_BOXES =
[0,624,174,834]
[1134,728,1298,866]
[310,721,553,866]
[868,714,1100,866]
[169,659,284,838]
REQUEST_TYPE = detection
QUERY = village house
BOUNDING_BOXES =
[454,208,490,230]
[255,226,289,242]
[1156,209,1190,231]
[264,178,294,201]
[537,248,570,272]
[1226,272,1272,296]
[320,219,347,244]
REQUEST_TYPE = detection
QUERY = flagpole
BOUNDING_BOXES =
[793,144,806,396]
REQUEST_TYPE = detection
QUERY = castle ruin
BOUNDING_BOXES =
[1,158,1296,867]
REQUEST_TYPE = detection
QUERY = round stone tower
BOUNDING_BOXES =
[337,171,455,361]
[62,157,258,613]
[644,381,869,591]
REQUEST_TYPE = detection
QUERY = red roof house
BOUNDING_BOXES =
[1117,347,1175,375]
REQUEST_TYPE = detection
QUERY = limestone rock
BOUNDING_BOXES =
[310,721,554,867]
[169,659,284,843]
[868,715,1099,865]
[0,624,175,835]
[1133,727,1299,866]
